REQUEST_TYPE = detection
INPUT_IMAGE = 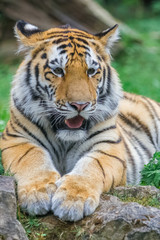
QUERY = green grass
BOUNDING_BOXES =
[111,193,160,209]
[0,63,17,132]
[0,64,14,175]
[140,152,160,188]
[0,64,15,107]
[113,16,160,102]
[17,208,49,240]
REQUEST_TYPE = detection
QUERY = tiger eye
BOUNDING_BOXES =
[53,67,64,76]
[87,68,96,76]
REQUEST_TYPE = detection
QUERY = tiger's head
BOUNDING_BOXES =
[13,20,122,141]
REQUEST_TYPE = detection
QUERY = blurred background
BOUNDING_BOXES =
[0,0,160,130]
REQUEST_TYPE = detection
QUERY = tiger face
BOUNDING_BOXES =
[13,21,122,141]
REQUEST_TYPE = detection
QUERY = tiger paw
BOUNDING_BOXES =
[51,175,100,221]
[18,172,60,215]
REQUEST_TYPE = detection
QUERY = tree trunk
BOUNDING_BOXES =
[0,0,140,36]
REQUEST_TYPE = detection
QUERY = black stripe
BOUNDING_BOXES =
[123,93,136,102]
[52,38,68,44]
[1,132,7,140]
[5,127,24,139]
[36,124,60,161]
[119,113,154,145]
[11,109,60,162]
[32,47,45,59]
[47,30,89,36]
[92,138,122,148]
[100,148,125,186]
[95,71,100,76]
[119,125,137,177]
[88,156,105,179]
[142,97,159,144]
[98,66,111,103]
[10,119,22,135]
[87,125,116,140]
[107,65,111,94]
[41,53,47,59]
[44,71,52,81]
[85,52,91,57]
[131,134,151,158]
[98,67,106,95]
[78,138,121,161]
[1,142,28,153]
[47,31,71,35]
[47,35,68,39]
[35,64,45,95]
[92,60,98,66]
[76,43,89,51]
[43,60,49,70]
[60,50,67,55]
[11,111,50,153]
[121,116,152,158]
[76,38,88,45]
[66,143,76,154]
[25,61,39,100]
[119,113,140,130]
[25,61,31,84]
[17,147,36,164]
[97,55,102,62]
[111,175,115,189]
[78,53,83,57]
[69,36,74,40]
[121,126,149,166]
[103,67,106,85]
[94,150,126,168]
[57,43,72,49]
[124,140,136,174]
[76,34,91,39]
[50,59,58,65]
[151,99,160,108]
[35,64,50,98]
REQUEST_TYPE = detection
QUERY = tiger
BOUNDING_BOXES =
[0,20,160,222]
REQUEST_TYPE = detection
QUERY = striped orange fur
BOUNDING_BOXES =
[0,20,159,221]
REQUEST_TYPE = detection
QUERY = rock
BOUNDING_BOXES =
[0,176,159,239]
[41,186,160,240]
[110,185,160,199]
[0,176,28,240]
[92,195,160,240]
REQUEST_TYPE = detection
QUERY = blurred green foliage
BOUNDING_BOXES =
[140,152,160,188]
[96,0,160,18]
[0,64,16,131]
[114,17,160,101]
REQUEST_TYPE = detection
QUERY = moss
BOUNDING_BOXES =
[17,208,50,240]
[111,193,160,209]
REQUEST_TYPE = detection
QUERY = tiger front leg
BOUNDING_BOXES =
[1,142,61,215]
[51,144,126,221]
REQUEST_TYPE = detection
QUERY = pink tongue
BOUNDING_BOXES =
[65,116,84,129]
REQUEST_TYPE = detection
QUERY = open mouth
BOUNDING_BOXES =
[65,115,85,129]
[49,113,90,132]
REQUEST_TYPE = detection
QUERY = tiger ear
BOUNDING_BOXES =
[95,24,119,52]
[14,20,44,48]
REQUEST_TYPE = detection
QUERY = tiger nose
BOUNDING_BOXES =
[70,102,89,111]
